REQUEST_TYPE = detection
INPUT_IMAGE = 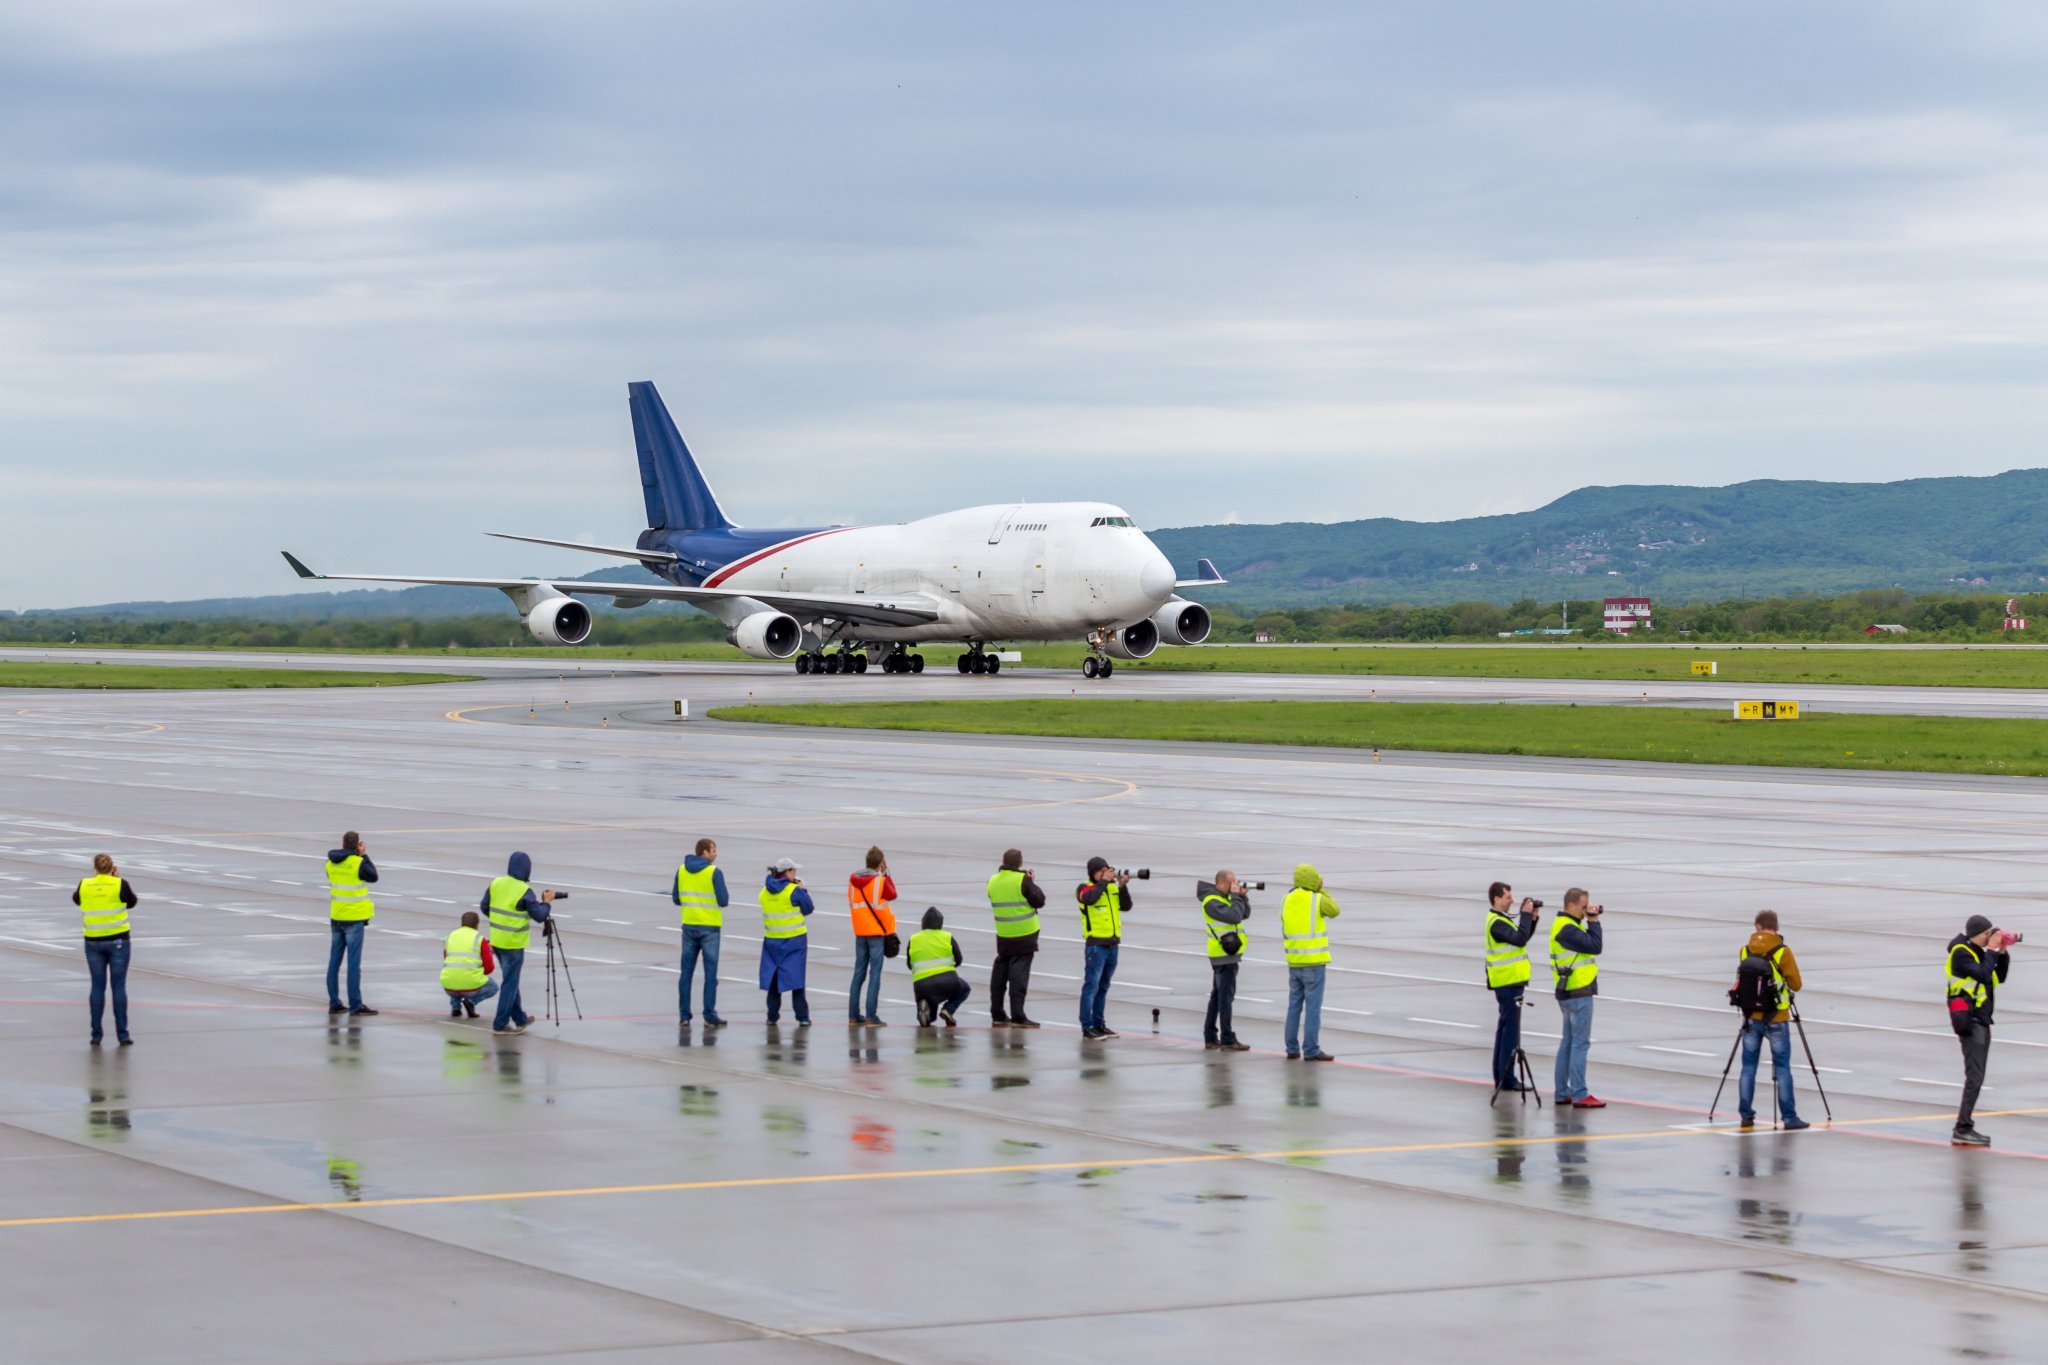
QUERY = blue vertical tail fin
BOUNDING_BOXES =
[629,381,733,530]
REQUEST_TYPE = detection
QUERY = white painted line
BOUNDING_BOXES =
[594,918,631,925]
[1899,1077,1973,1089]
[269,880,299,887]
[1640,1045,1716,1058]
[1324,1007,1374,1017]
[643,965,679,973]
[576,958,622,965]
[1410,1017,1478,1029]
[1813,1066,1853,1075]
[420,897,456,905]
[1237,995,1273,1004]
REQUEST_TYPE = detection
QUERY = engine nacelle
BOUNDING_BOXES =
[728,610,803,660]
[1102,618,1159,660]
[1150,598,1211,647]
[524,597,593,646]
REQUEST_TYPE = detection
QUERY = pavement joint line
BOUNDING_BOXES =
[10,1107,2048,1232]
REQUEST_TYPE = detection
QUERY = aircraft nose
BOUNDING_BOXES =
[1139,555,1175,601]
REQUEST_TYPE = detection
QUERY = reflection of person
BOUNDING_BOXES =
[908,908,971,1026]
[484,852,555,1035]
[846,846,897,1026]
[1077,858,1133,1039]
[673,837,729,1028]
[987,849,1047,1028]
[1199,871,1251,1051]
[325,831,380,1017]
[74,853,138,1046]
[1737,910,1809,1131]
[440,911,499,1019]
[1483,882,1538,1090]
[1948,915,2015,1148]
[1550,890,1604,1108]
[759,859,814,1026]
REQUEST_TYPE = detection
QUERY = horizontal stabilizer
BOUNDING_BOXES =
[1176,557,1227,588]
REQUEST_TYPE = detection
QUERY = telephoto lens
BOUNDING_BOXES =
[1247,880,1267,891]
[1125,868,1151,880]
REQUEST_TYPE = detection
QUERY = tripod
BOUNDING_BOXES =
[1709,995,1832,1124]
[541,920,582,1027]
[1490,995,1543,1109]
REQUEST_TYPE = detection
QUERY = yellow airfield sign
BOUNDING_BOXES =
[1733,700,1800,721]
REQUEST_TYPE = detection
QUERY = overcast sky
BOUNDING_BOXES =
[6,1,2048,607]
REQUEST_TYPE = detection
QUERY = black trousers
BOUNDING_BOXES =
[990,950,1034,1021]
[1957,1021,1992,1130]
[1205,961,1240,1044]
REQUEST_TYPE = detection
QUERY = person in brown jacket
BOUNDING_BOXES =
[1737,910,1810,1130]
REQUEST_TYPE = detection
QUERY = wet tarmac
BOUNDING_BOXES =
[3,659,2047,1361]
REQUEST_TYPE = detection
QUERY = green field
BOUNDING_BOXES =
[0,664,477,690]
[711,699,2048,778]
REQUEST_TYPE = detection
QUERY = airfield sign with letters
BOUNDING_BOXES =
[1733,700,1800,720]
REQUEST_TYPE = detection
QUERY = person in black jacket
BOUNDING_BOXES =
[1948,914,2017,1147]
[1483,882,1539,1090]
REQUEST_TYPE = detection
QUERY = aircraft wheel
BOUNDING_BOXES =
[910,654,925,674]
[883,654,899,674]
[987,655,1001,675]
[1082,657,1099,679]
[1101,658,1114,677]
[855,653,869,674]
[825,653,842,675]
[794,655,809,675]
[957,654,971,674]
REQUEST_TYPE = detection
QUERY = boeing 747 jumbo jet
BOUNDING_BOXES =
[284,382,1226,679]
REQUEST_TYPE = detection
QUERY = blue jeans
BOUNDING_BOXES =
[447,979,500,1015]
[1739,1019,1799,1122]
[1492,983,1526,1086]
[85,936,131,1041]
[679,925,721,1021]
[326,920,366,1010]
[1081,943,1119,1031]
[848,935,886,1020]
[494,947,530,1030]
[1555,995,1594,1101]
[1285,964,1326,1056]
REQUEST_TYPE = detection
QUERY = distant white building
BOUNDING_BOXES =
[1603,596,1652,634]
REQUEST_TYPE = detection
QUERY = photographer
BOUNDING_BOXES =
[987,848,1047,1029]
[1199,871,1252,1051]
[1550,889,1604,1108]
[1483,882,1538,1091]
[1077,857,1135,1039]
[1948,915,2017,1148]
[1735,910,1809,1131]
[482,851,556,1036]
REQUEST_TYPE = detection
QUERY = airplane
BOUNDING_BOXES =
[284,381,1226,679]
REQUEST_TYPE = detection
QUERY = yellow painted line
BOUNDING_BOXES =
[8,1107,2045,1231]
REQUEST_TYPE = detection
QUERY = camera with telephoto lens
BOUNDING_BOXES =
[1999,929,2024,948]
[1119,868,1151,880]
[1244,880,1267,891]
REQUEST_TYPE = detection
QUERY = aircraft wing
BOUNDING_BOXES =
[486,532,677,564]
[1176,558,1227,588]
[281,552,943,627]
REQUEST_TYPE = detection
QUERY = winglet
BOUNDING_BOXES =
[282,551,321,580]
[1175,557,1227,588]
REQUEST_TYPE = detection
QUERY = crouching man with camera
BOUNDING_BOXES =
[1199,871,1253,1051]
[1948,915,2019,1148]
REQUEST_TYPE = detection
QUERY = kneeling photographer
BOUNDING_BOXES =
[1948,915,2019,1148]
[1199,871,1255,1050]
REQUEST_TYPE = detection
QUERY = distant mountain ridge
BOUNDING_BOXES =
[15,470,2048,618]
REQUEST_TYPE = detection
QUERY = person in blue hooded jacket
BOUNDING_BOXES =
[758,858,814,1025]
[481,851,555,1035]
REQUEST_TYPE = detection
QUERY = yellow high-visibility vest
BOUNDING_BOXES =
[78,875,129,938]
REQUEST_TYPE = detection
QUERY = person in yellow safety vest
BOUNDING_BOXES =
[1550,889,1605,1108]
[440,910,500,1020]
[1077,856,1136,1038]
[73,852,139,1046]
[1280,864,1340,1061]
[1484,882,1539,1091]
[1199,871,1252,1051]
[672,837,730,1029]
[483,851,556,1035]
[907,907,971,1026]
[1736,909,1809,1132]
[758,858,815,1026]
[325,830,382,1017]
[987,848,1047,1029]
[1948,914,2018,1147]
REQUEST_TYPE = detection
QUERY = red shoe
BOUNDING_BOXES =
[1572,1095,1607,1109]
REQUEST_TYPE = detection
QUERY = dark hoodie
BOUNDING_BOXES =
[327,849,379,884]
[667,854,729,909]
[478,851,549,926]
[915,907,964,978]
[1948,933,2011,1026]
[1743,930,1802,1023]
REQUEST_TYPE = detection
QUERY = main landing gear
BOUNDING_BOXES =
[793,646,924,676]
[881,647,925,675]
[957,645,1001,676]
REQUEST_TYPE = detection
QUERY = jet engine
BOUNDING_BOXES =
[1101,618,1159,660]
[729,610,803,660]
[524,597,593,646]
[1150,598,1212,647]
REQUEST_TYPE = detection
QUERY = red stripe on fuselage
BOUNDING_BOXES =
[702,527,862,588]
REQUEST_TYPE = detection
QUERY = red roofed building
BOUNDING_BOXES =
[1602,597,1652,635]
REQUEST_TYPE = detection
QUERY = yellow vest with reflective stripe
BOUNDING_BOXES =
[1485,910,1531,988]
[1948,941,1990,1009]
[326,854,374,922]
[760,883,806,940]
[1280,887,1330,966]
[487,876,534,950]
[1080,883,1124,940]
[1203,893,1246,959]
[78,875,129,938]
[676,862,722,927]
[1551,915,1597,992]
[987,869,1038,937]
[440,925,487,992]
[907,928,957,981]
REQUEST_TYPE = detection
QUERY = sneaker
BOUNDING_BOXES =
[916,1001,934,1027]
[118,1037,133,1046]
[328,1004,347,1015]
[1011,1017,1041,1030]
[1204,1041,1223,1050]
[1783,1118,1811,1131]
[1497,1081,1529,1093]
[796,1019,811,1028]
[1223,1041,1251,1052]
[704,1016,728,1029]
[1305,1052,1336,1063]
[1739,1116,1756,1130]
[349,1007,379,1017]
[450,1007,463,1019]
[1083,1028,1106,1040]
[848,1019,865,1028]
[464,1002,478,1019]
[1097,1027,1120,1039]
[678,1015,693,1025]
[939,1008,957,1027]
[865,1018,888,1027]
[1572,1096,1607,1109]
[1953,1129,1990,1147]
[1285,1052,1302,1060]
[494,1024,526,1036]
[990,1018,1013,1029]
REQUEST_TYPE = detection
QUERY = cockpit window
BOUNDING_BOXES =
[1090,516,1137,528]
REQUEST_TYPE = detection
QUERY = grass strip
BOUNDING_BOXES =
[0,664,478,690]
[711,699,2048,778]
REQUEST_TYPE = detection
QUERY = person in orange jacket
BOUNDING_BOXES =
[847,846,899,1026]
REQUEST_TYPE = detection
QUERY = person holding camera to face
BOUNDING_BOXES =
[1078,857,1137,1039]
[1550,889,1605,1108]
[1484,882,1540,1091]
[1199,871,1253,1050]
[1948,915,2019,1147]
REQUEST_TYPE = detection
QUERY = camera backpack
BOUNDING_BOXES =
[1729,950,1778,1016]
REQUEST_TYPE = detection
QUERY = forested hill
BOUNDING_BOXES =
[1150,469,2048,608]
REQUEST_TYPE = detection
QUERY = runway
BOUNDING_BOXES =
[3,657,2047,1361]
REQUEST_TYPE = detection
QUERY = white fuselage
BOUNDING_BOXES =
[704,502,1178,644]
